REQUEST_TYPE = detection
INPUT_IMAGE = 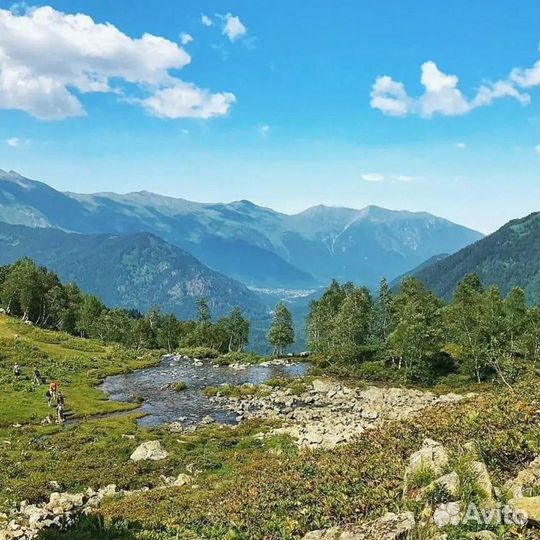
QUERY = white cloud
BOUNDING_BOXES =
[258,124,270,137]
[201,14,213,27]
[222,13,246,42]
[371,60,538,118]
[5,137,20,147]
[180,32,193,45]
[536,144,540,155]
[362,173,384,182]
[510,60,540,87]
[394,174,414,182]
[139,81,235,119]
[0,6,234,120]
[455,142,466,149]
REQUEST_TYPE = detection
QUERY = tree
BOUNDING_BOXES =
[77,295,105,338]
[333,287,373,360]
[218,307,250,352]
[373,277,393,348]
[503,287,528,352]
[307,280,350,354]
[157,313,181,352]
[444,274,487,382]
[268,302,294,356]
[196,298,211,324]
[389,277,443,372]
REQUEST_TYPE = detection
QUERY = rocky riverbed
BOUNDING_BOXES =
[210,378,476,448]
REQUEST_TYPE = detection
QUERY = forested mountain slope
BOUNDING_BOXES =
[405,212,539,303]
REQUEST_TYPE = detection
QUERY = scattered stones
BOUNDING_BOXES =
[301,511,415,540]
[0,485,119,539]
[129,440,168,461]
[211,381,469,449]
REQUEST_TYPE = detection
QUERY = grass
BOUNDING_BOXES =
[0,314,538,540]
[0,315,160,426]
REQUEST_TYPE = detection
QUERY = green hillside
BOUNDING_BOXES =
[408,212,539,304]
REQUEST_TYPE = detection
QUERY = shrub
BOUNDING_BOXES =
[171,381,187,392]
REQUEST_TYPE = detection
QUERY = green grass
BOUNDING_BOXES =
[0,315,160,426]
[1,314,538,540]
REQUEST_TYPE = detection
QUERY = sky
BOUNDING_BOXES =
[0,0,538,233]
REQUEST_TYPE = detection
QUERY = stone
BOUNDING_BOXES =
[505,456,540,498]
[173,473,192,487]
[301,512,414,540]
[420,471,460,500]
[508,496,540,527]
[366,511,415,540]
[433,501,462,528]
[466,531,497,540]
[301,526,343,539]
[200,415,215,425]
[469,461,494,504]
[405,439,449,485]
[130,440,168,461]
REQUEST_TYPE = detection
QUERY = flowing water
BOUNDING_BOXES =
[100,356,310,427]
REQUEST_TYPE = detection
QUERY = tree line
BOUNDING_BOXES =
[307,275,539,385]
[0,258,253,354]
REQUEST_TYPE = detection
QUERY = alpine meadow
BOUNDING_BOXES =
[0,2,538,540]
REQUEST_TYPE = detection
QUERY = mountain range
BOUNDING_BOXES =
[401,212,539,304]
[0,169,483,288]
[0,222,264,319]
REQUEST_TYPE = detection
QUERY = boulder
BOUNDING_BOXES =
[508,496,540,527]
[405,439,449,489]
[130,440,168,461]
[366,511,415,540]
[505,456,540,498]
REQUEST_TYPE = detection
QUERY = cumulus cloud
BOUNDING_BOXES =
[0,6,234,120]
[5,137,20,147]
[201,14,213,26]
[370,60,538,118]
[455,142,466,149]
[362,173,384,182]
[258,124,270,137]
[394,174,415,182]
[139,82,235,119]
[222,13,246,41]
[180,32,193,45]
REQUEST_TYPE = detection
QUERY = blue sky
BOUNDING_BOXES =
[0,0,538,233]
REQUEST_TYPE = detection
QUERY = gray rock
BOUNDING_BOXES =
[129,440,168,461]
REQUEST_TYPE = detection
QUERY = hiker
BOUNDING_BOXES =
[32,367,43,385]
[49,381,58,400]
[46,389,53,407]
[56,393,65,424]
[12,364,21,378]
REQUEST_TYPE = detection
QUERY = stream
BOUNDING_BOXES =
[99,356,310,427]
